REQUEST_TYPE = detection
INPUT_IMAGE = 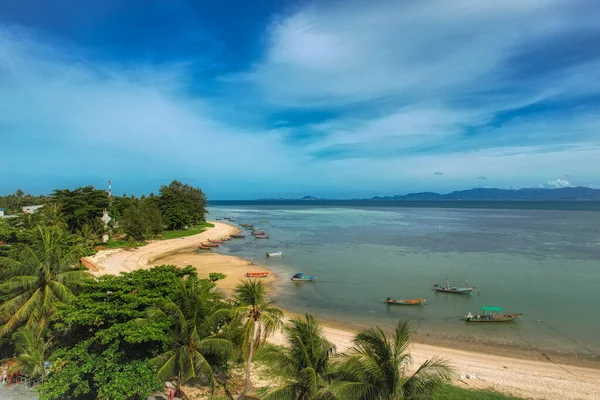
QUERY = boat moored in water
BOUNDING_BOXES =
[386,297,426,305]
[201,242,220,247]
[434,280,475,294]
[252,230,265,235]
[266,251,282,257]
[231,234,246,238]
[254,235,270,239]
[465,307,522,322]
[291,272,316,281]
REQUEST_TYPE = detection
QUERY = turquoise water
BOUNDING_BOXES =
[208,205,600,357]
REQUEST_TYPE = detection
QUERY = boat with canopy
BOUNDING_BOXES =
[291,272,316,281]
[434,280,475,294]
[465,307,522,322]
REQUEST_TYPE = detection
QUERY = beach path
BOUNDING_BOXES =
[85,221,239,275]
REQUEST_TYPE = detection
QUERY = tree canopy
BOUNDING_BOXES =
[158,180,207,229]
[52,186,110,232]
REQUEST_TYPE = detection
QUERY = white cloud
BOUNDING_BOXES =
[546,179,573,188]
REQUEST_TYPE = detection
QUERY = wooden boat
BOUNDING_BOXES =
[434,280,475,294]
[201,242,220,248]
[231,234,246,239]
[246,272,270,278]
[215,218,222,220]
[251,230,265,235]
[291,272,316,281]
[465,307,522,322]
[197,245,212,250]
[240,223,251,227]
[254,235,270,239]
[266,251,282,257]
[208,239,223,244]
[386,297,426,305]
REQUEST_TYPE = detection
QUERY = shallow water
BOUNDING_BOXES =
[208,205,600,357]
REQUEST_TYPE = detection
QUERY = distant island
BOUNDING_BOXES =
[362,187,600,201]
[249,187,600,202]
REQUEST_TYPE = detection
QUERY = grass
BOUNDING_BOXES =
[100,238,147,249]
[433,384,522,399]
[159,222,214,240]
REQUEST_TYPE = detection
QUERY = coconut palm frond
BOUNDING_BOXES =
[402,356,453,399]
[262,383,298,400]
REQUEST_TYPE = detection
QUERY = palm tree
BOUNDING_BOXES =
[76,223,100,249]
[260,314,336,400]
[326,321,453,399]
[0,226,90,336]
[10,326,53,381]
[232,279,283,400]
[148,277,234,395]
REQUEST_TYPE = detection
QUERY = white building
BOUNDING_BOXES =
[22,205,44,214]
[0,208,4,217]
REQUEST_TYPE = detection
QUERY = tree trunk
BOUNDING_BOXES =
[237,323,257,400]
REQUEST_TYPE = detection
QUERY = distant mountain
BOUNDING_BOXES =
[367,187,600,201]
[254,195,321,201]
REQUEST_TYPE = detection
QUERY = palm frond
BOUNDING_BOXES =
[262,383,298,400]
[402,356,454,399]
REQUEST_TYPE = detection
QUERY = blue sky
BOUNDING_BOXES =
[1,0,599,199]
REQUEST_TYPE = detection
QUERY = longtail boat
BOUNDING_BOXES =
[386,297,426,305]
[201,242,220,248]
[251,230,265,235]
[240,223,250,227]
[291,272,316,281]
[246,272,270,278]
[197,245,212,250]
[266,251,282,257]
[254,235,270,239]
[465,307,522,322]
[434,280,475,294]
[208,239,223,244]
[231,234,246,238]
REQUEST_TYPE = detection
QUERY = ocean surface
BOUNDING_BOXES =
[206,203,600,359]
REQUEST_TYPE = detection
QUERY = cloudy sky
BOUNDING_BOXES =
[1,0,599,199]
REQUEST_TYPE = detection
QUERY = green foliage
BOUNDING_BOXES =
[259,314,336,400]
[121,198,163,241]
[232,280,284,399]
[433,385,522,399]
[325,321,453,400]
[11,326,53,380]
[39,266,198,399]
[158,180,207,230]
[37,341,161,400]
[160,222,214,240]
[209,272,227,282]
[52,186,110,232]
[0,189,49,215]
[147,276,234,393]
[102,238,148,249]
[0,219,17,242]
[0,226,91,336]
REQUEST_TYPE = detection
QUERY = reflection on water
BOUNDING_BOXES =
[209,205,600,357]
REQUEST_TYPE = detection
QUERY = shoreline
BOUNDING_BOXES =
[85,221,600,399]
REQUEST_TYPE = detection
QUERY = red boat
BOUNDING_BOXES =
[251,230,265,235]
[201,242,220,247]
[198,245,212,250]
[246,272,270,278]
[254,235,270,239]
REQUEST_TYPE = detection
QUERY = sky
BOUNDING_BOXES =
[1,0,599,199]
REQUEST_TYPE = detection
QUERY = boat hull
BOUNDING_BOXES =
[435,288,472,294]
[387,298,426,305]
[291,278,316,281]
[466,314,522,322]
[246,272,269,278]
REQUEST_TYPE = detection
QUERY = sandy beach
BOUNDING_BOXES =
[84,221,600,399]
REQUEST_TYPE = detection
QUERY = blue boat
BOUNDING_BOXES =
[291,272,317,281]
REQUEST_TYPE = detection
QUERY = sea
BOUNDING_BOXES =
[207,201,600,362]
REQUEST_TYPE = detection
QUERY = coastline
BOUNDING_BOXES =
[85,221,600,399]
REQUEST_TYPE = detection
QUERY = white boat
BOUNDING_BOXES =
[266,251,283,257]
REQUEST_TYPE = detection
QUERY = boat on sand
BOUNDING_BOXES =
[386,297,426,305]
[465,307,522,322]
[197,245,212,250]
[434,280,475,294]
[266,251,282,257]
[208,239,223,244]
[246,272,270,278]
[291,272,316,281]
[201,242,220,248]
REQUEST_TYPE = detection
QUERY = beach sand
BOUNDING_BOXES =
[84,222,600,399]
